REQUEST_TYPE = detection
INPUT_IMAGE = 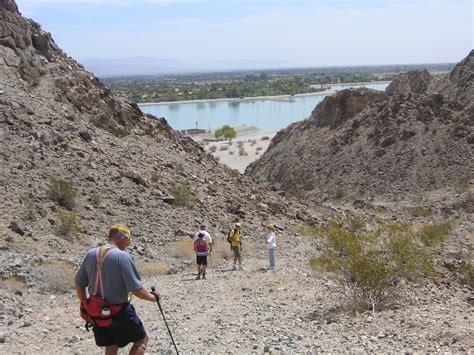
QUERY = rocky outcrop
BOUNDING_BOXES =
[0,0,161,136]
[246,51,474,202]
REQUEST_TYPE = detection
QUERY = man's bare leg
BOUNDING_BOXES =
[105,345,119,355]
[130,335,149,355]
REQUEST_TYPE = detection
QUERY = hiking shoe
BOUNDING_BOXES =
[232,265,237,270]
[239,266,244,271]
[202,273,206,279]
[196,274,201,280]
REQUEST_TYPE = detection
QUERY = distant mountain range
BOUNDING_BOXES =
[79,57,295,77]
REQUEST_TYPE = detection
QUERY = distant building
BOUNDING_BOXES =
[180,128,206,136]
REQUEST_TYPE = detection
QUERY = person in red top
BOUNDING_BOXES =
[194,232,210,279]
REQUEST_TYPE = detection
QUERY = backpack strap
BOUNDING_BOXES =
[93,245,115,297]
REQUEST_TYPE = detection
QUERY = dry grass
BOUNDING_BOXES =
[143,136,156,145]
[0,277,26,292]
[33,260,76,294]
[141,261,172,276]
[171,239,195,259]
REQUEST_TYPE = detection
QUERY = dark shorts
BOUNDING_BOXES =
[93,303,147,348]
[196,255,207,265]
[232,246,241,257]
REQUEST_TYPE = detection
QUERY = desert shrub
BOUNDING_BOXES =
[256,146,263,151]
[48,177,76,210]
[229,169,240,177]
[454,177,470,194]
[409,206,432,217]
[219,145,229,151]
[56,210,80,239]
[237,141,244,148]
[209,145,217,153]
[229,151,234,155]
[417,220,454,247]
[151,170,160,183]
[349,218,365,233]
[294,221,324,236]
[238,147,246,156]
[334,188,345,200]
[89,193,102,207]
[312,222,437,312]
[250,139,257,146]
[173,161,184,172]
[169,183,196,208]
[23,199,38,221]
[291,186,307,199]
[458,261,474,288]
[346,193,358,202]
[261,136,270,140]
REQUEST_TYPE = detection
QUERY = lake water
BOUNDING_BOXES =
[140,81,390,133]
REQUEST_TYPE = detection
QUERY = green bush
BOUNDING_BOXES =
[290,186,307,199]
[48,177,76,210]
[409,206,432,217]
[89,193,102,207]
[24,199,38,221]
[417,220,454,247]
[169,184,196,208]
[57,210,80,239]
[312,222,439,312]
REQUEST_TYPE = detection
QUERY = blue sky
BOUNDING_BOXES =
[16,0,474,68]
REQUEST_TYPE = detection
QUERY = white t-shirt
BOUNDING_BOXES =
[193,230,212,244]
[266,231,276,249]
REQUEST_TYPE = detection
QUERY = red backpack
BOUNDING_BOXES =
[80,246,124,329]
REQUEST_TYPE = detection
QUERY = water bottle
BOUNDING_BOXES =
[101,305,111,317]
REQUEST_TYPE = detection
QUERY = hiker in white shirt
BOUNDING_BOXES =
[193,224,213,252]
[265,224,276,270]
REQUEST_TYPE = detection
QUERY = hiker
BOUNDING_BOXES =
[228,222,243,270]
[193,224,213,253]
[265,224,277,270]
[74,225,159,355]
[194,232,210,279]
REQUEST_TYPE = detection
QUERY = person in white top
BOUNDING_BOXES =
[193,224,212,278]
[265,224,276,270]
[193,225,213,252]
[193,225,213,277]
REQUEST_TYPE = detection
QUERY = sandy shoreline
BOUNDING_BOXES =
[137,80,390,106]
[138,91,333,106]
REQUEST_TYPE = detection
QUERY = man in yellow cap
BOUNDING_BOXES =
[228,222,243,270]
[75,225,159,355]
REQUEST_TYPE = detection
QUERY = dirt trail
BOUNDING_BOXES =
[1,249,472,354]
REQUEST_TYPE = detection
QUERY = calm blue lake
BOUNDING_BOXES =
[140,81,390,132]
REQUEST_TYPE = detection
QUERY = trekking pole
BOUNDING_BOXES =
[151,287,179,355]
[210,252,213,278]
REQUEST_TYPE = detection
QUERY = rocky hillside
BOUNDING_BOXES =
[1,2,473,353]
[0,0,341,289]
[246,51,473,203]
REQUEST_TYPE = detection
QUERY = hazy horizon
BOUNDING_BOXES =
[16,0,473,73]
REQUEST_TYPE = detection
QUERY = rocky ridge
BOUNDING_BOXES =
[246,51,474,203]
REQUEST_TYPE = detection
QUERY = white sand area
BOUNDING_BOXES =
[193,126,276,173]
